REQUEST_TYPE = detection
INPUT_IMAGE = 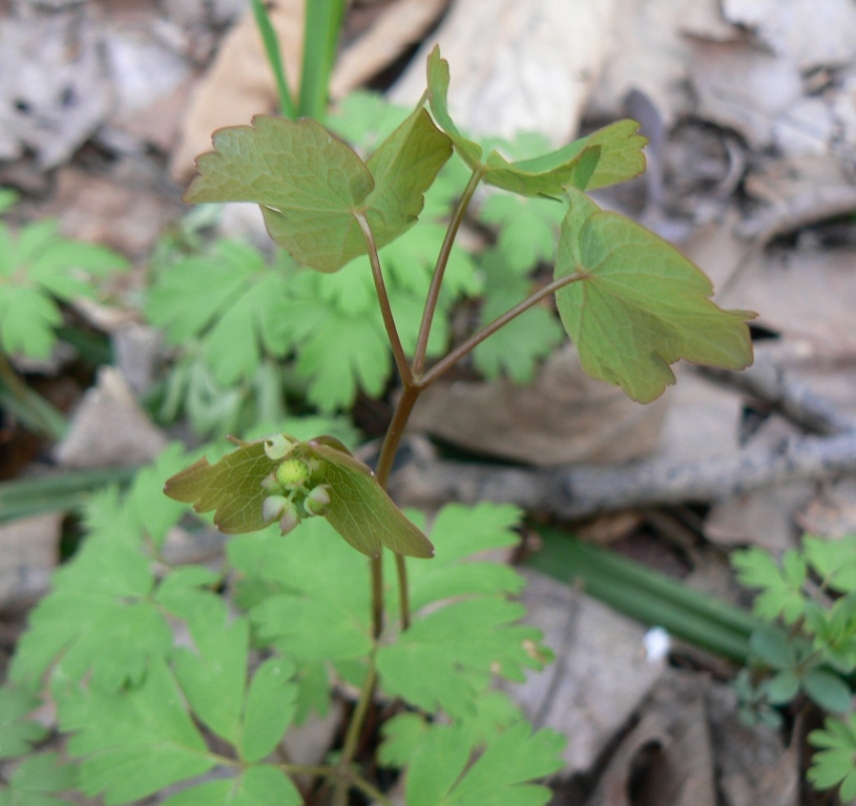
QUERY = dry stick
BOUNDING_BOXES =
[701,360,856,437]
[390,431,856,520]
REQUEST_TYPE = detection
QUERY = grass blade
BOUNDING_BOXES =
[529,527,762,663]
[250,0,298,120]
[298,0,345,120]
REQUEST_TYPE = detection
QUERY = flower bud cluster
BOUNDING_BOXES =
[261,435,331,535]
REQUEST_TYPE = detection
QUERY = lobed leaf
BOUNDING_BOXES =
[399,720,564,806]
[0,752,77,806]
[164,439,279,534]
[554,188,754,402]
[426,46,645,195]
[60,660,214,804]
[377,597,545,718]
[159,766,302,806]
[312,438,434,558]
[185,107,450,273]
[0,685,48,758]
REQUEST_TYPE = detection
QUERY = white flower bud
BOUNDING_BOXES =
[264,434,295,461]
[279,504,300,535]
[262,495,290,522]
[304,484,331,516]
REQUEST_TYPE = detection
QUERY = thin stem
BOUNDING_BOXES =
[333,663,378,806]
[375,384,421,630]
[371,554,383,639]
[412,166,485,376]
[394,553,410,630]
[419,271,587,389]
[355,212,414,386]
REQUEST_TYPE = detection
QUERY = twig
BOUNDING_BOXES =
[389,432,856,520]
[700,359,856,437]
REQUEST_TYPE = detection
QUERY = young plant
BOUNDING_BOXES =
[2,48,753,804]
[733,534,856,801]
[0,188,128,438]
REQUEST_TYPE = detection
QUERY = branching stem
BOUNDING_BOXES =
[412,166,485,375]
[418,271,587,389]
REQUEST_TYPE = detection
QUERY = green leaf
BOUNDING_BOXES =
[184,107,450,273]
[0,284,62,359]
[173,611,249,745]
[60,660,214,804]
[403,503,525,612]
[0,752,77,806]
[164,439,279,534]
[765,670,800,704]
[166,435,434,557]
[479,196,565,275]
[802,668,853,713]
[426,47,645,195]
[568,120,648,191]
[314,438,434,558]
[160,766,302,806]
[809,714,856,799]
[733,547,807,624]
[425,46,483,168]
[240,657,298,762]
[472,251,564,383]
[377,597,545,718]
[750,626,794,670]
[0,218,126,359]
[10,536,169,691]
[233,518,372,667]
[554,188,754,402]
[380,691,526,769]
[0,686,48,758]
[146,241,291,385]
[804,534,856,594]
[327,91,412,152]
[284,291,390,411]
[186,117,373,272]
[0,188,19,214]
[363,104,453,241]
[401,721,564,806]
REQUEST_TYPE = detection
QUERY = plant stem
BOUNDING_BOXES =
[356,212,414,387]
[333,662,378,806]
[412,166,484,376]
[418,271,587,389]
[371,554,383,639]
[376,384,421,629]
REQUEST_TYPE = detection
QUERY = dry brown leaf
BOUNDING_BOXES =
[589,0,733,125]
[655,366,744,462]
[507,570,666,775]
[170,0,305,183]
[54,368,168,469]
[718,245,856,351]
[722,0,856,71]
[409,345,668,466]
[330,0,451,100]
[798,479,856,537]
[390,0,618,144]
[686,36,802,149]
[0,514,62,608]
[704,418,815,551]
